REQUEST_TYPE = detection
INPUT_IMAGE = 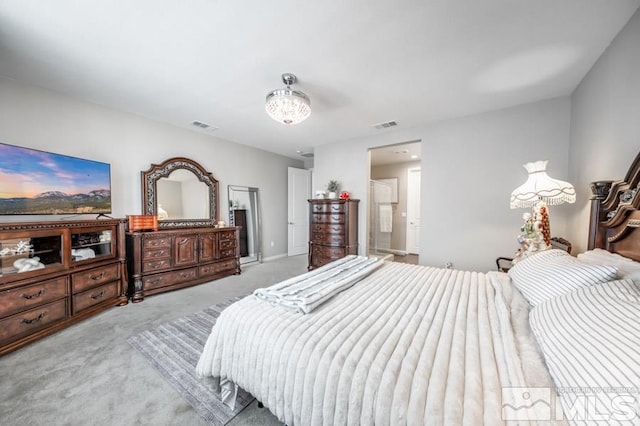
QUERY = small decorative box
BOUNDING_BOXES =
[127,215,158,232]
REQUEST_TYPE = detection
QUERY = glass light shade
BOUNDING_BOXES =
[510,160,576,209]
[265,89,311,125]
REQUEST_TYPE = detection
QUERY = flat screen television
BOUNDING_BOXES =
[0,142,111,215]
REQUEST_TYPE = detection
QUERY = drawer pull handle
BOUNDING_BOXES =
[91,290,106,300]
[90,272,105,281]
[148,279,161,285]
[20,288,45,300]
[21,312,46,325]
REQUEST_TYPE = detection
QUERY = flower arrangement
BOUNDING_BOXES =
[326,179,340,193]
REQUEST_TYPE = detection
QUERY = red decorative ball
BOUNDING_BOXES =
[339,191,350,200]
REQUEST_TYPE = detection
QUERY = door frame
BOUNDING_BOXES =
[287,167,311,256]
[405,167,421,255]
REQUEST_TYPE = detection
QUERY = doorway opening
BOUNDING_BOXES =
[368,141,421,264]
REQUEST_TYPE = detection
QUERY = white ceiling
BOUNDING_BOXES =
[1,1,638,160]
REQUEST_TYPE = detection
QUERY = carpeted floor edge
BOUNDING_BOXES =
[127,296,254,425]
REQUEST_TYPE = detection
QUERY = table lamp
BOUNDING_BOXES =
[510,160,576,247]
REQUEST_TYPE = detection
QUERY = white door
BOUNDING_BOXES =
[406,167,421,254]
[288,167,311,256]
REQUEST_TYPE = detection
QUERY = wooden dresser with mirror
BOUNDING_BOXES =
[125,157,240,302]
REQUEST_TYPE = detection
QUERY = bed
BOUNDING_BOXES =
[196,151,640,425]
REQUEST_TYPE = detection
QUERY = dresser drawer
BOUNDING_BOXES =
[142,259,172,273]
[311,233,345,245]
[219,238,236,250]
[219,248,236,258]
[142,268,198,291]
[311,223,345,234]
[218,230,236,242]
[199,259,237,277]
[214,259,237,273]
[142,247,171,260]
[143,237,172,250]
[71,263,120,293]
[312,245,346,259]
[312,214,345,224]
[0,276,68,319]
[72,281,119,314]
[311,203,346,213]
[0,299,69,343]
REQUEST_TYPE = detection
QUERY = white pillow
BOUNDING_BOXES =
[529,279,640,423]
[577,248,640,280]
[508,249,618,306]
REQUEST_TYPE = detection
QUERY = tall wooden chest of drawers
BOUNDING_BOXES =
[308,199,359,270]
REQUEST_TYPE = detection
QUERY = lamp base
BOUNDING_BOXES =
[514,202,551,262]
[535,201,551,247]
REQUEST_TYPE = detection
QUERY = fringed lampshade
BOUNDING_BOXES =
[510,160,576,208]
[510,160,575,248]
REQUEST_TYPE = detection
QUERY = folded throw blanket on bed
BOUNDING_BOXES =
[253,255,384,314]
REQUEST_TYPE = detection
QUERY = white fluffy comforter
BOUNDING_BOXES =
[196,261,556,425]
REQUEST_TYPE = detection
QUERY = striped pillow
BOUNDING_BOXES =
[529,279,640,424]
[577,248,640,280]
[508,249,618,306]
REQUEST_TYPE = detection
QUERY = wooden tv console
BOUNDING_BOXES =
[0,219,128,356]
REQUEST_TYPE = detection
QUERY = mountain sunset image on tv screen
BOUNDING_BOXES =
[0,142,111,215]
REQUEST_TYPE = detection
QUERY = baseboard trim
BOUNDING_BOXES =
[375,248,408,256]
[261,253,288,262]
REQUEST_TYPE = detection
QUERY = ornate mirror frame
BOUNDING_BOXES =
[141,157,218,229]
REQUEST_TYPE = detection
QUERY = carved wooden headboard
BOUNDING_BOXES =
[588,151,640,261]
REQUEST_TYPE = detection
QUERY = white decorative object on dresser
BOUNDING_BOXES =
[0,219,128,356]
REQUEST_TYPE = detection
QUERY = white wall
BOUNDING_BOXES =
[315,7,640,271]
[315,97,571,272]
[0,76,303,259]
[567,7,640,253]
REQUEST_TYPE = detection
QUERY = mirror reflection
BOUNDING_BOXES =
[157,170,210,220]
[228,185,261,264]
[141,157,218,229]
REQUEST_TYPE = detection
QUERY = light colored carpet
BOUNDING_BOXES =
[127,297,254,425]
[0,255,307,426]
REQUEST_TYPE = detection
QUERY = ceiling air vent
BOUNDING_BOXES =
[373,120,398,130]
[300,152,314,158]
[191,120,218,131]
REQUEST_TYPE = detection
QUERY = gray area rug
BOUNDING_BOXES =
[127,296,254,425]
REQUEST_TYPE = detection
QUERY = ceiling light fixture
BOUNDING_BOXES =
[265,73,311,125]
